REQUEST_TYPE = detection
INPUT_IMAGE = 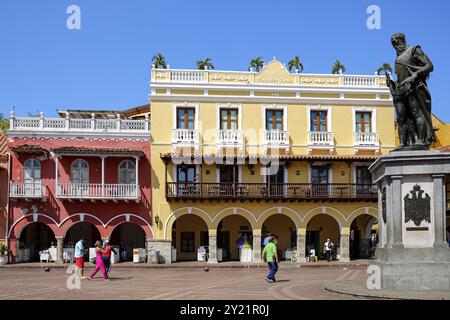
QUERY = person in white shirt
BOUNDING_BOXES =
[324,239,334,262]
[74,237,87,279]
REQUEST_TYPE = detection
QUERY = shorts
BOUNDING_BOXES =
[75,257,84,268]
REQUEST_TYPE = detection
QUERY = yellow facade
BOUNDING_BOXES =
[149,59,395,263]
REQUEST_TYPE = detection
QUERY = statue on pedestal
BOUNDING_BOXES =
[386,32,436,149]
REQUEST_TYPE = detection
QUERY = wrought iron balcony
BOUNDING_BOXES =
[56,183,140,202]
[166,182,377,202]
[10,182,47,200]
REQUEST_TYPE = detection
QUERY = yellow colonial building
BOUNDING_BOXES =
[148,58,396,263]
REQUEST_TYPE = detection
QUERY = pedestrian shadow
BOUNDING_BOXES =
[275,280,290,283]
[107,277,134,281]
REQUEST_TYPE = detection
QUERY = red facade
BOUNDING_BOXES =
[7,113,152,262]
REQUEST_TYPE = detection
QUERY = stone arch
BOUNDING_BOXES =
[211,207,257,230]
[9,214,60,239]
[60,213,106,238]
[164,207,213,239]
[300,206,345,230]
[345,207,378,227]
[105,214,153,240]
[256,206,301,229]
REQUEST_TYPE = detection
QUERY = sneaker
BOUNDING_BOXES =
[104,279,110,282]
[87,277,92,281]
[264,277,274,283]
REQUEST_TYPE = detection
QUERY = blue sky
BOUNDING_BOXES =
[0,0,449,122]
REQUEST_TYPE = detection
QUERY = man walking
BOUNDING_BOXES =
[262,237,278,283]
[74,237,87,279]
[324,238,334,262]
[102,240,117,279]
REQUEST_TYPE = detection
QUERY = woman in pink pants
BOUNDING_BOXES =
[88,240,108,281]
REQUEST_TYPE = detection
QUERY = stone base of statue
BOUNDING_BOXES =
[369,150,450,290]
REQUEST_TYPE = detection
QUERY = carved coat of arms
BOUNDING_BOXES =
[404,185,431,226]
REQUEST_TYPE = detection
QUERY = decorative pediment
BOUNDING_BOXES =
[255,59,296,85]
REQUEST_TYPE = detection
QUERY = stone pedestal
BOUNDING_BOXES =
[147,240,172,264]
[369,150,450,290]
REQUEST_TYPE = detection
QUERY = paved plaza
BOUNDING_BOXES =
[0,264,370,300]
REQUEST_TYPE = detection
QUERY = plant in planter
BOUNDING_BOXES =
[0,244,9,265]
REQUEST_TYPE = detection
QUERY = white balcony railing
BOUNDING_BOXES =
[170,70,207,83]
[217,130,244,146]
[263,130,290,146]
[10,182,46,199]
[342,75,377,87]
[308,131,334,146]
[56,183,140,200]
[9,112,149,134]
[172,129,200,145]
[354,132,379,146]
[152,66,386,88]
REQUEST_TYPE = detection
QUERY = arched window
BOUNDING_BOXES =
[24,159,41,183]
[119,160,136,184]
[71,159,89,184]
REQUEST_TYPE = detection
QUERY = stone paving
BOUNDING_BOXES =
[0,264,370,300]
[325,279,450,300]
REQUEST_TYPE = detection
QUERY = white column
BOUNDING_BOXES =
[135,157,139,197]
[55,156,59,196]
[208,229,218,264]
[101,156,105,197]
[252,229,262,263]
[56,236,64,264]
[297,228,306,263]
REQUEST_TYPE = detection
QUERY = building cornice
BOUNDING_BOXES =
[149,94,393,106]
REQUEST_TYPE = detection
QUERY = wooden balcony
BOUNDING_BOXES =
[166,182,377,202]
[56,183,140,202]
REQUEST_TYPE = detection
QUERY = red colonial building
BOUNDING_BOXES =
[6,109,152,263]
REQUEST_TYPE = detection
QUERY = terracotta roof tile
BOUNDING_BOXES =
[160,153,379,161]
[10,144,48,154]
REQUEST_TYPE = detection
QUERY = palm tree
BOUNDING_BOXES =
[196,58,214,70]
[331,60,346,74]
[249,57,264,72]
[0,113,9,133]
[152,53,168,69]
[288,56,304,73]
[377,63,393,75]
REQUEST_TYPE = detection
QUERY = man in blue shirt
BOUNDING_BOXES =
[74,237,87,279]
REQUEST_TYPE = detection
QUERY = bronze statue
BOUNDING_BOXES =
[386,32,435,149]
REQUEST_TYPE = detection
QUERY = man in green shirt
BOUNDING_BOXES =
[262,237,278,283]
